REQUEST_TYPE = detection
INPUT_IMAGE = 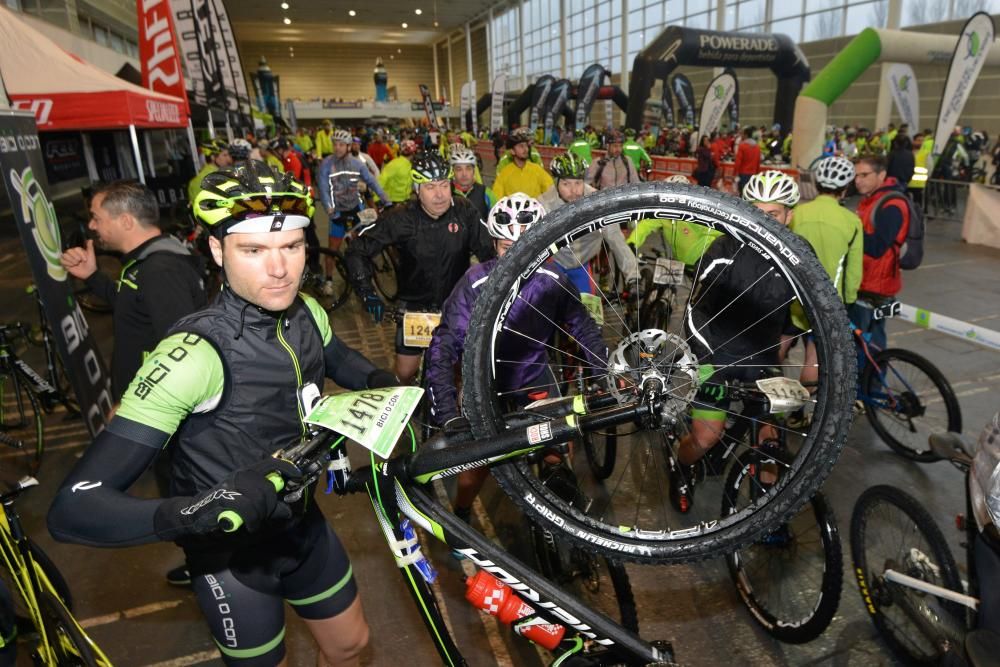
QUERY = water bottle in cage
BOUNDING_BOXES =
[464,570,566,650]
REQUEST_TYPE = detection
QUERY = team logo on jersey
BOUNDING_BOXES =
[448,222,459,234]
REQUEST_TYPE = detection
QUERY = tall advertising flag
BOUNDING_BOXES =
[698,70,737,136]
[575,64,607,128]
[137,0,189,115]
[543,79,571,142]
[725,67,739,128]
[460,82,472,133]
[930,12,995,174]
[660,79,675,128]
[419,84,439,131]
[0,110,113,437]
[469,80,478,136]
[886,64,919,131]
[671,74,696,127]
[490,73,507,133]
[529,75,555,133]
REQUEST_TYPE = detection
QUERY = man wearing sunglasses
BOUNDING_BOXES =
[50,161,397,667]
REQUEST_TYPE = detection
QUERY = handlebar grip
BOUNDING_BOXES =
[218,510,242,533]
[266,472,285,492]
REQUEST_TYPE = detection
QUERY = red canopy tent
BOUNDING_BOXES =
[0,4,191,181]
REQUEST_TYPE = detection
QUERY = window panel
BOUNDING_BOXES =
[769,16,801,40]
[845,1,884,34]
[737,0,765,28]
[598,1,610,23]
[644,2,663,27]
[772,0,803,19]
[686,11,710,29]
[686,0,711,13]
[805,8,844,41]
[900,0,951,27]
[665,0,683,23]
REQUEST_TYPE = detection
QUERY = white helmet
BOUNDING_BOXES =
[814,156,855,190]
[333,129,352,144]
[484,194,545,241]
[448,145,477,166]
[665,174,692,184]
[742,170,800,206]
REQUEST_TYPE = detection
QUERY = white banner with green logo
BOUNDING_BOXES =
[490,73,507,133]
[886,63,919,130]
[931,12,996,174]
[698,71,736,137]
[1,110,113,436]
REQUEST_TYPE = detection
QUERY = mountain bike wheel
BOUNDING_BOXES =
[0,373,44,476]
[37,591,100,667]
[372,249,399,301]
[862,348,962,462]
[850,485,963,666]
[583,424,617,480]
[462,183,855,564]
[723,454,842,644]
[302,248,350,312]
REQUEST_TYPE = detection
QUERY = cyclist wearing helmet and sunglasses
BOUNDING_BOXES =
[425,194,608,523]
[540,152,639,293]
[50,160,397,667]
[449,145,495,220]
[345,152,496,384]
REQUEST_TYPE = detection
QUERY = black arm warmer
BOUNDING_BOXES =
[324,332,379,390]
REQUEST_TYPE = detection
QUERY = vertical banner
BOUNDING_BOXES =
[543,79,571,144]
[418,84,439,131]
[725,67,739,128]
[698,70,737,136]
[931,12,995,174]
[529,74,555,133]
[660,78,675,128]
[0,111,113,436]
[490,73,507,132]
[459,82,472,133]
[575,64,608,129]
[285,99,297,133]
[470,80,478,136]
[672,74,696,127]
[886,64,919,131]
[137,0,190,116]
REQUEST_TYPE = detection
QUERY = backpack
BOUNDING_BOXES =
[873,190,924,270]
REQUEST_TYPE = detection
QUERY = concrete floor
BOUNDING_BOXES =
[2,192,999,666]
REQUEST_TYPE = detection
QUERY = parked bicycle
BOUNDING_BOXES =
[850,424,1000,666]
[0,475,110,666]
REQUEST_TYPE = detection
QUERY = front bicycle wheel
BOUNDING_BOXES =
[723,455,843,644]
[0,373,44,476]
[372,249,399,302]
[37,591,101,667]
[462,182,855,564]
[850,485,964,666]
[862,348,962,462]
[302,248,351,312]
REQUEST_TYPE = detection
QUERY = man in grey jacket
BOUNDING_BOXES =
[540,152,638,295]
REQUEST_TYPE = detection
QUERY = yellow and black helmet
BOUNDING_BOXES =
[192,159,314,237]
[199,138,229,157]
[410,151,452,187]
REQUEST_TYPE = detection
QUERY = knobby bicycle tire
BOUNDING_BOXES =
[723,454,842,644]
[850,485,963,666]
[302,248,351,312]
[0,373,44,476]
[583,424,618,480]
[862,348,962,462]
[37,591,100,667]
[461,183,855,565]
[372,249,399,302]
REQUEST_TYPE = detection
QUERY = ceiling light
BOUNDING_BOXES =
[415,8,422,14]
[434,21,439,27]
[280,2,288,8]
[401,22,408,28]
[397,48,402,53]
[283,17,291,24]
[348,9,356,16]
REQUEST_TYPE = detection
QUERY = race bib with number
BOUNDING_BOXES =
[402,311,441,348]
[755,376,810,414]
[303,387,425,458]
[653,258,685,286]
[580,292,604,325]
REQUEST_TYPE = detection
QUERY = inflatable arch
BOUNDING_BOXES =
[791,27,1000,170]
[626,26,810,132]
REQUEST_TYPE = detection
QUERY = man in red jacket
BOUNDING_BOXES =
[850,154,910,353]
[734,127,761,196]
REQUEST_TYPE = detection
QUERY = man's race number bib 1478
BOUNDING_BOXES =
[402,311,441,348]
[303,387,425,458]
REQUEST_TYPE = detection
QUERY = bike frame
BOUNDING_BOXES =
[853,327,919,417]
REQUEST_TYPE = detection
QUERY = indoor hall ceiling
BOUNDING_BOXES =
[226,0,499,45]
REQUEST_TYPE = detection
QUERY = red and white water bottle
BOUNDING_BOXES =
[465,570,566,650]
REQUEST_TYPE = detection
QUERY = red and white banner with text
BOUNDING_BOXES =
[137,0,189,116]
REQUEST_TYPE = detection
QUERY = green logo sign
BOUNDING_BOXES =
[897,75,910,91]
[966,30,981,59]
[713,84,725,100]
[9,166,66,281]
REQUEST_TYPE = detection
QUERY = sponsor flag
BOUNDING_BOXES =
[419,83,439,130]
[698,70,737,136]
[660,79,675,127]
[529,74,555,133]
[137,0,189,115]
[672,74,696,127]
[470,79,478,136]
[490,73,507,132]
[575,64,608,128]
[0,111,113,437]
[886,64,919,131]
[725,67,739,127]
[930,12,995,173]
[460,81,471,132]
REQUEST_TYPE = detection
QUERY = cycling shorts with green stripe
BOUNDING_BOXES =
[189,507,357,665]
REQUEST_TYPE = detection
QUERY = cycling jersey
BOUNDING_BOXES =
[622,140,652,171]
[791,195,863,304]
[83,234,206,400]
[425,257,608,424]
[317,154,390,215]
[568,139,593,164]
[378,156,414,204]
[492,160,554,199]
[627,220,722,267]
[452,182,496,221]
[587,155,638,190]
[343,197,496,309]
